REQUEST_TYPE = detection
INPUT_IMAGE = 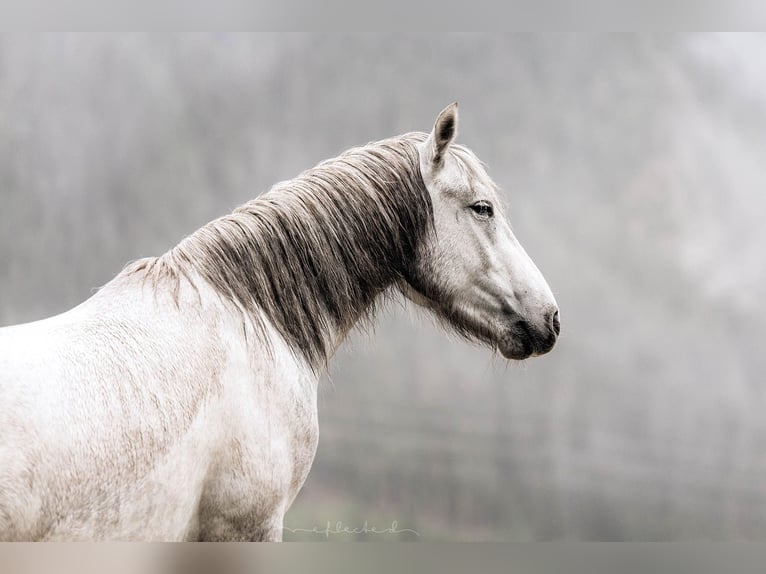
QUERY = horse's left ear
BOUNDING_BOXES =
[426,102,458,166]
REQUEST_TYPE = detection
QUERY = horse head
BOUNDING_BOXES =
[403,103,560,360]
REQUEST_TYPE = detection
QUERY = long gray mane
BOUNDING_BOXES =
[124,132,434,368]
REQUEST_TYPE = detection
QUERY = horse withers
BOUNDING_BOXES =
[0,104,559,540]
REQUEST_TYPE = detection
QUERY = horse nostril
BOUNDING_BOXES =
[550,309,560,336]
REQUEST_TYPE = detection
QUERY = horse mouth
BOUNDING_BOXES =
[498,319,557,360]
[498,335,534,360]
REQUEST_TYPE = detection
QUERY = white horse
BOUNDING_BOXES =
[0,104,559,541]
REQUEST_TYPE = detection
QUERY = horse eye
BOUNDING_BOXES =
[469,202,494,219]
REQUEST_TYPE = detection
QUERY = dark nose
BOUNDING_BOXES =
[548,308,561,337]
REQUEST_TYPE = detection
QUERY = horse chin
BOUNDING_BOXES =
[497,321,559,360]
[498,338,534,361]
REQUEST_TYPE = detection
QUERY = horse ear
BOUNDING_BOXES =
[426,102,458,166]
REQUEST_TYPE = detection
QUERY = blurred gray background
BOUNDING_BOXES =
[1,34,764,541]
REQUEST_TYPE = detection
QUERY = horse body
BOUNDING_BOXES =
[0,272,317,540]
[0,104,559,540]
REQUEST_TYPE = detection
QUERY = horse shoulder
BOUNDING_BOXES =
[194,318,319,541]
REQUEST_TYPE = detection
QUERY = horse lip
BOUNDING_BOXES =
[498,317,559,360]
[536,333,558,355]
[498,322,534,360]
[499,344,533,360]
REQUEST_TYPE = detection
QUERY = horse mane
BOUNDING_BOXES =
[123,132,435,368]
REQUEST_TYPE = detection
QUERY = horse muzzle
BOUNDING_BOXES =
[498,307,560,360]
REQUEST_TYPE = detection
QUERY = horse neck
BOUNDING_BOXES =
[173,137,432,371]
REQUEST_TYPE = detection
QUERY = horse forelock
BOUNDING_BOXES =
[123,132,435,370]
